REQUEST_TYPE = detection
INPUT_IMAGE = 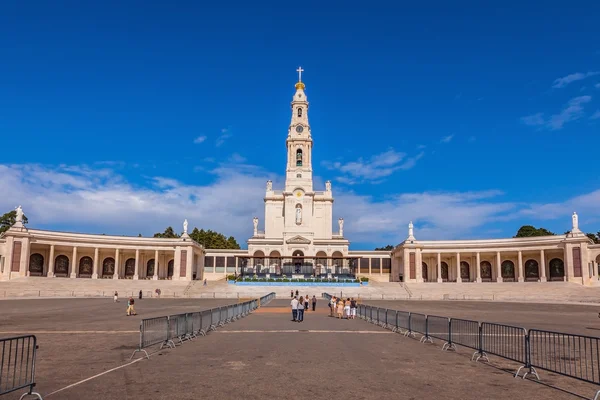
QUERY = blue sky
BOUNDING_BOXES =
[1,1,599,249]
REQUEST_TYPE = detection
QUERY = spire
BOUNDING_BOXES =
[295,66,305,90]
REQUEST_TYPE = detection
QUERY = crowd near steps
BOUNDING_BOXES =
[1,277,600,304]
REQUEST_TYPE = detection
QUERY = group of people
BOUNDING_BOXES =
[113,291,139,316]
[329,296,357,319]
[290,294,317,322]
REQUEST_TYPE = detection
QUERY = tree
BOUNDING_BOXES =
[586,232,600,244]
[153,226,180,238]
[0,210,28,234]
[374,245,394,251]
[189,228,241,249]
[514,225,555,238]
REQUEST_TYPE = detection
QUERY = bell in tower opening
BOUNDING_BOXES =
[296,149,303,166]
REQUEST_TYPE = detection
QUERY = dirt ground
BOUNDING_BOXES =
[1,297,598,400]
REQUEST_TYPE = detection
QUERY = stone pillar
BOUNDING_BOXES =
[186,246,193,281]
[134,249,140,280]
[540,250,547,282]
[517,251,524,282]
[20,238,31,277]
[415,249,423,283]
[476,252,481,283]
[456,252,462,283]
[70,247,78,278]
[368,257,372,275]
[47,245,55,278]
[92,248,99,279]
[114,249,120,280]
[437,253,442,282]
[402,248,409,281]
[496,251,502,282]
[153,250,159,280]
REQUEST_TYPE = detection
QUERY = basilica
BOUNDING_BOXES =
[1,70,599,285]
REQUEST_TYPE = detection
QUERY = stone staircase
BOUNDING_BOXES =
[2,278,599,304]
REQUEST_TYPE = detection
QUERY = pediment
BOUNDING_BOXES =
[286,235,311,244]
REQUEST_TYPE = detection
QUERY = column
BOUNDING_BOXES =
[517,251,524,282]
[153,250,159,280]
[186,246,193,280]
[133,249,140,280]
[92,248,99,279]
[476,252,481,283]
[368,257,372,275]
[47,245,55,278]
[70,247,78,278]
[456,252,462,283]
[415,250,423,283]
[114,248,120,280]
[437,253,442,282]
[496,251,502,282]
[540,249,547,282]
[20,238,31,276]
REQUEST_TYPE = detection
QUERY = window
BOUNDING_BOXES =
[296,149,303,166]
[296,173,302,178]
[297,107,302,117]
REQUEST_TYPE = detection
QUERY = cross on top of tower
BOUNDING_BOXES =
[296,66,304,82]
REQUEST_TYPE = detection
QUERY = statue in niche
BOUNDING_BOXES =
[326,181,331,192]
[266,180,272,191]
[295,207,302,225]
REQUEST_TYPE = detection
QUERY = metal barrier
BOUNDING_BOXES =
[320,292,600,399]
[427,315,451,349]
[130,293,275,359]
[480,322,528,372]
[528,329,600,390]
[449,318,480,356]
[0,335,43,399]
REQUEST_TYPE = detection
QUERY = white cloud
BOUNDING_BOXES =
[440,134,454,143]
[521,96,592,130]
[193,136,207,144]
[590,110,600,120]
[2,164,599,247]
[548,96,591,130]
[216,128,232,147]
[521,113,545,127]
[322,148,422,184]
[552,71,600,88]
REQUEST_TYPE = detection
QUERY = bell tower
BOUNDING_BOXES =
[285,66,313,192]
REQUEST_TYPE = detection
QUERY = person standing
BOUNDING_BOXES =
[304,295,309,311]
[329,296,336,317]
[291,290,294,298]
[138,290,142,300]
[344,298,351,319]
[312,295,317,311]
[297,296,305,322]
[350,297,357,319]
[127,297,137,316]
[291,296,299,321]
[114,291,118,302]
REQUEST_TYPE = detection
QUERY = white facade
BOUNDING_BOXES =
[247,74,350,263]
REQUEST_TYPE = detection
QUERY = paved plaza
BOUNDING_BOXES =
[1,297,599,399]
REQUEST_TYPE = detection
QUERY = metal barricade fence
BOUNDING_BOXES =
[427,315,450,347]
[0,335,43,400]
[385,309,396,330]
[139,316,169,350]
[449,318,480,355]
[397,311,410,332]
[528,329,600,385]
[480,323,527,367]
[410,313,428,338]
